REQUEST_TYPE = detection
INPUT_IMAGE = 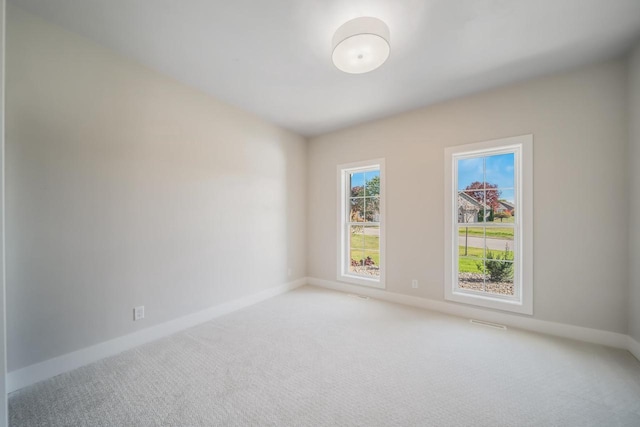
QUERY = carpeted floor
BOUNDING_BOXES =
[9,286,640,426]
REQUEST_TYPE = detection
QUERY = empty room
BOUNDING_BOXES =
[0,0,640,425]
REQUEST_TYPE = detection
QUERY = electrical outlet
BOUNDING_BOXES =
[411,279,418,289]
[134,306,145,321]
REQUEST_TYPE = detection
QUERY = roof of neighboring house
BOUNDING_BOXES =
[498,200,515,210]
[458,192,489,210]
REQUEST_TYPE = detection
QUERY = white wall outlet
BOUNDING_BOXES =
[134,306,145,321]
[412,279,418,289]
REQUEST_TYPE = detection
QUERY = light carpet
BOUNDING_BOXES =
[9,286,640,426]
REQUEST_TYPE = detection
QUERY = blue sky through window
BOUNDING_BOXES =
[458,153,514,202]
[350,170,379,191]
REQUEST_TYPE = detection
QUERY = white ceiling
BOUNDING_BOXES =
[10,0,640,137]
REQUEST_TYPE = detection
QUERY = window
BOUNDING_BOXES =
[444,135,533,314]
[338,159,385,288]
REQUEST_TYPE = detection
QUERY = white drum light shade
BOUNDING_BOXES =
[332,17,390,74]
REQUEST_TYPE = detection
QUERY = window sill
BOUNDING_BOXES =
[445,289,532,315]
[338,274,385,289]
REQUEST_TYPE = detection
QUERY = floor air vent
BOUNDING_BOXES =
[347,294,370,300]
[469,319,507,330]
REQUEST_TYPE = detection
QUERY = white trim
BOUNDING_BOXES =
[444,134,533,315]
[9,277,638,393]
[336,158,386,289]
[628,336,640,362]
[307,277,629,350]
[7,278,306,393]
[0,1,6,425]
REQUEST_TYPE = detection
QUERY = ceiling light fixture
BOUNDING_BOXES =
[332,17,390,74]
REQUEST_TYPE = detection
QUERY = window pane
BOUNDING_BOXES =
[483,185,499,218]
[362,225,380,251]
[350,172,365,197]
[364,250,380,277]
[457,157,484,190]
[486,153,515,190]
[458,191,485,224]
[349,198,364,222]
[495,189,515,222]
[484,261,514,296]
[458,225,484,259]
[484,226,514,255]
[349,249,365,274]
[364,197,380,222]
[364,170,380,196]
[349,226,379,277]
[458,254,485,292]
[350,226,365,249]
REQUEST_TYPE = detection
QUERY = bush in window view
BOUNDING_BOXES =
[476,245,514,282]
[351,256,376,267]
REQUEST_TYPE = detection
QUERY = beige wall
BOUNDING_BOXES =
[629,43,640,343]
[5,5,307,371]
[308,60,629,334]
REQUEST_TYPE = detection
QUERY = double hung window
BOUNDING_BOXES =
[444,135,532,314]
[338,160,385,288]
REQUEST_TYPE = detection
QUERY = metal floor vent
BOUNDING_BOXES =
[469,319,507,330]
[347,294,370,300]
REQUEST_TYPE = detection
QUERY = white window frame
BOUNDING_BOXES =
[337,159,386,289]
[444,135,533,315]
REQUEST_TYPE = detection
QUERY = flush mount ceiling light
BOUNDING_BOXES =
[332,17,390,74]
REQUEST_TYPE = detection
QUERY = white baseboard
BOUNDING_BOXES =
[8,277,638,393]
[629,336,640,362]
[7,278,306,393]
[307,277,630,351]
